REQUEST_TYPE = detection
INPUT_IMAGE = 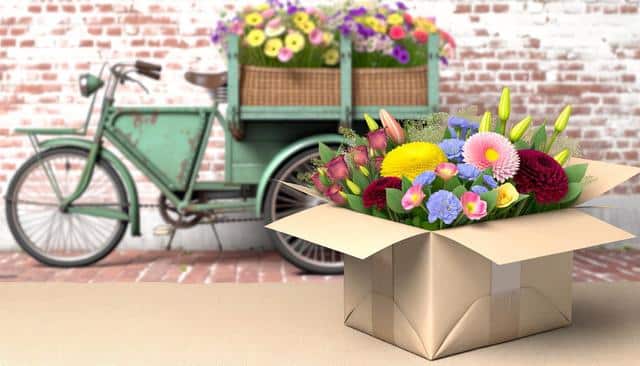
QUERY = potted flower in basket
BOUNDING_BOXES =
[210,1,456,106]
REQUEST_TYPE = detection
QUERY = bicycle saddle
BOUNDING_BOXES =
[184,71,227,89]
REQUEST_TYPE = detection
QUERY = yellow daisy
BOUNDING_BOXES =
[364,16,378,28]
[322,32,334,45]
[386,13,404,26]
[284,31,305,53]
[299,20,316,34]
[245,12,264,26]
[322,48,339,65]
[381,142,447,180]
[263,38,283,58]
[245,29,266,47]
[293,11,309,27]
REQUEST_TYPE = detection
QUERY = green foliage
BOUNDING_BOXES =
[346,194,368,214]
[351,167,369,190]
[530,124,547,151]
[385,188,405,214]
[318,142,336,163]
[401,176,413,193]
[480,190,498,213]
[564,164,588,183]
[404,113,449,143]
[559,182,583,204]
[452,185,467,198]
[444,177,462,191]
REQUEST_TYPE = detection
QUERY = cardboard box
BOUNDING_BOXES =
[266,158,640,360]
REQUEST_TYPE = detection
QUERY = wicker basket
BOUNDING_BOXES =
[240,65,428,106]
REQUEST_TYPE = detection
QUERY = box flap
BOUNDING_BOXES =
[571,158,640,204]
[433,209,635,265]
[266,204,427,259]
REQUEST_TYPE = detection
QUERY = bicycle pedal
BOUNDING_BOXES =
[153,224,175,236]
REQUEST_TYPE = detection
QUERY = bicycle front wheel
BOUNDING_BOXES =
[5,147,128,267]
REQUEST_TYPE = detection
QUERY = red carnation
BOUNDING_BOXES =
[362,177,402,210]
[513,149,569,204]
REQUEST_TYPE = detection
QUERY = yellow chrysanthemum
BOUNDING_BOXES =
[293,11,309,25]
[322,32,334,45]
[322,48,339,65]
[245,29,266,47]
[263,38,283,58]
[415,18,438,33]
[245,12,264,26]
[381,142,447,180]
[372,22,387,34]
[299,20,316,34]
[387,13,404,26]
[284,31,305,53]
[364,16,378,28]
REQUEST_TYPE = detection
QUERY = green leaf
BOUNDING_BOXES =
[351,168,369,190]
[444,177,462,191]
[422,221,440,231]
[559,182,583,204]
[514,193,529,204]
[372,208,389,219]
[564,164,588,184]
[386,188,405,214]
[346,194,367,214]
[318,142,336,163]
[513,140,529,150]
[401,176,413,193]
[530,124,547,151]
[453,185,467,198]
[480,190,498,212]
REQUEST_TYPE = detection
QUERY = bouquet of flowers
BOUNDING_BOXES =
[210,1,455,68]
[309,88,587,230]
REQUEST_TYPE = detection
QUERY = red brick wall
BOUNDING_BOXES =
[1,1,639,202]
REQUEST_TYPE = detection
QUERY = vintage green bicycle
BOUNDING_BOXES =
[5,35,440,273]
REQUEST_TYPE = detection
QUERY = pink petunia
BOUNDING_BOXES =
[460,191,487,220]
[401,184,425,211]
[309,29,323,45]
[389,25,406,40]
[435,162,458,181]
[462,132,520,182]
[278,47,293,62]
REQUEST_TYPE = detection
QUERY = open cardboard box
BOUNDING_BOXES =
[266,158,640,360]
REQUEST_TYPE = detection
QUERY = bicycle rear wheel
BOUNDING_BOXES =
[5,147,128,267]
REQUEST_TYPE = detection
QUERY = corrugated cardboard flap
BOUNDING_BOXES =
[572,158,640,204]
[434,209,635,265]
[266,204,427,259]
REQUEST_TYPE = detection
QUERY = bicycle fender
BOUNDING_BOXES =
[255,134,345,217]
[38,138,141,236]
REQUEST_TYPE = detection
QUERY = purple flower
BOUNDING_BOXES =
[348,6,367,17]
[438,138,465,163]
[440,56,449,66]
[391,45,410,64]
[356,23,375,38]
[448,116,476,139]
[339,23,352,36]
[482,175,498,189]
[471,185,489,194]
[426,190,462,225]
[287,4,298,14]
[375,13,386,20]
[457,163,481,181]
[396,1,409,10]
[414,171,436,186]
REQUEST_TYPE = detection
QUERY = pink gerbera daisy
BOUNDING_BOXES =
[462,132,520,182]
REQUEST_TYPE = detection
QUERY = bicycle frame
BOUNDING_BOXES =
[15,63,237,235]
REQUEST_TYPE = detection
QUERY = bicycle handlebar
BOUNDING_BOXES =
[137,68,161,80]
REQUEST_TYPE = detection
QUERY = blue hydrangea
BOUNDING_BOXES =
[414,171,436,186]
[457,163,481,181]
[438,139,465,163]
[470,185,489,194]
[426,190,462,225]
[447,116,477,139]
[483,175,498,189]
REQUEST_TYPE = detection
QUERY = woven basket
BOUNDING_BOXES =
[240,65,427,106]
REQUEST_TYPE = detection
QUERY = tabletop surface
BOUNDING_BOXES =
[0,281,639,366]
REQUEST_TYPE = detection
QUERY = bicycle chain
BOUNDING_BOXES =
[138,202,264,224]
